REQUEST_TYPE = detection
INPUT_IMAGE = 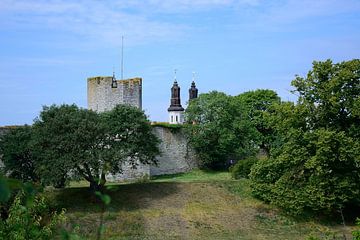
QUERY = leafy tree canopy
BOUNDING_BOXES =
[250,59,360,215]
[235,89,281,154]
[0,126,39,182]
[32,104,160,191]
[292,59,360,135]
[185,91,258,169]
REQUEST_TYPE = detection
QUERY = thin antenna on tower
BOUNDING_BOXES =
[192,71,196,82]
[121,36,124,80]
[174,69,177,82]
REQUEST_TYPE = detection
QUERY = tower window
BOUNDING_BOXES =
[171,116,173,123]
[176,116,178,122]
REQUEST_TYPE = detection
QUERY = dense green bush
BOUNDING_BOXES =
[0,193,66,240]
[353,218,360,240]
[151,122,184,129]
[230,157,258,179]
[250,129,360,215]
[250,59,360,215]
[0,126,40,183]
[0,177,66,240]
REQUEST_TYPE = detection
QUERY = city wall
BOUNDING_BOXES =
[0,125,199,180]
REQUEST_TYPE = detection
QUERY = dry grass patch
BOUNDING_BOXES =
[47,172,355,239]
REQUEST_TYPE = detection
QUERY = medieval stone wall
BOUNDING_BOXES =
[87,76,142,112]
[105,126,198,181]
[107,162,150,182]
[150,126,198,176]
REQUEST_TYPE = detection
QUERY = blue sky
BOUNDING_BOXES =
[0,0,359,125]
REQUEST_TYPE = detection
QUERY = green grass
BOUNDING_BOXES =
[48,170,356,239]
[151,169,231,182]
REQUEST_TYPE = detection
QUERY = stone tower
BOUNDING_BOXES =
[189,81,198,101]
[87,76,142,112]
[168,80,184,124]
[87,74,147,181]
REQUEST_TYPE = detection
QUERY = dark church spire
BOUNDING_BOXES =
[189,81,198,100]
[168,70,184,112]
[189,72,198,101]
[168,80,184,111]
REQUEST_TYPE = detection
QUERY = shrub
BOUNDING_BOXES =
[0,125,40,182]
[249,129,360,215]
[353,218,360,240]
[151,122,184,129]
[0,191,66,240]
[230,157,258,179]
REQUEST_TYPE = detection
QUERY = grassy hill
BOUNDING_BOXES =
[48,170,356,239]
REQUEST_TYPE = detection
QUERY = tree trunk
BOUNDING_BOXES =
[99,172,106,189]
[90,180,102,193]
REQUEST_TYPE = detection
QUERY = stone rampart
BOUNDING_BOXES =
[150,126,198,176]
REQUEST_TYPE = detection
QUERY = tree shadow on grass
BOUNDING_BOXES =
[51,181,181,213]
[51,182,182,239]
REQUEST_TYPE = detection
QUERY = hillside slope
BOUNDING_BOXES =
[50,172,355,239]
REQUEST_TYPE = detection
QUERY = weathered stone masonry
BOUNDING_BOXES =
[151,126,198,176]
[104,126,198,181]
[87,76,142,111]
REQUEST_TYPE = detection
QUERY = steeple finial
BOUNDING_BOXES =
[174,69,177,82]
[192,71,195,82]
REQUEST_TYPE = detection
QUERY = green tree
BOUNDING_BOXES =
[291,59,360,136]
[186,91,257,169]
[0,126,40,182]
[235,89,281,155]
[250,59,360,215]
[250,129,360,214]
[32,104,160,191]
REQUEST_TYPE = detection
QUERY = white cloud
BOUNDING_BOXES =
[263,0,360,23]
[0,0,188,47]
[246,0,360,31]
[113,0,260,12]
[0,0,358,47]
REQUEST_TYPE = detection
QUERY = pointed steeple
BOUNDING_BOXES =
[168,79,184,112]
[189,72,198,100]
